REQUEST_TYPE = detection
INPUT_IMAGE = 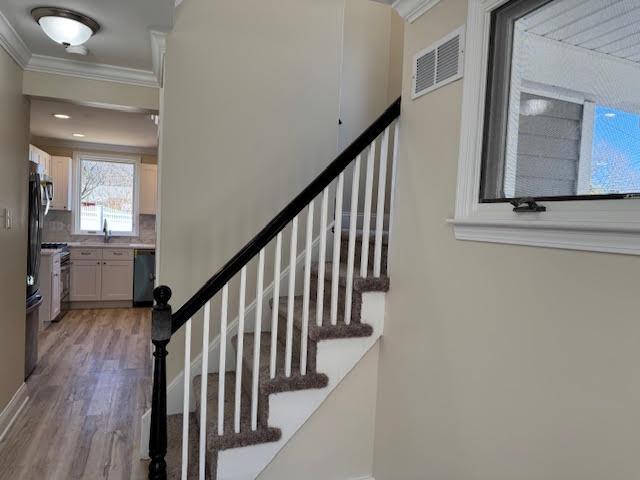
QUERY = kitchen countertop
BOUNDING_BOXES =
[67,243,156,250]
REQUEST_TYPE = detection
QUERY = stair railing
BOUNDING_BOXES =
[148,97,401,480]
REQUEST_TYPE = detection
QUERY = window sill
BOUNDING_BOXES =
[447,217,640,255]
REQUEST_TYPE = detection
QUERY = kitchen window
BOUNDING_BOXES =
[451,0,640,255]
[73,153,140,236]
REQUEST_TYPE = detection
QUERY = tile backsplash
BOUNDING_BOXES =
[43,211,156,245]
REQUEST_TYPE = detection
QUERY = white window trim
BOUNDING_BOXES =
[448,0,640,256]
[72,152,141,237]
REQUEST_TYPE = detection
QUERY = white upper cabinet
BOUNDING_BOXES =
[50,156,72,211]
[140,163,158,215]
[29,145,51,175]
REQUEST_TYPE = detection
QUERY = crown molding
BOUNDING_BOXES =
[25,54,160,88]
[32,136,158,156]
[392,0,442,23]
[0,10,31,67]
[150,31,167,87]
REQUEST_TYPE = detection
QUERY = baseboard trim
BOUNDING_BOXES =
[0,383,28,443]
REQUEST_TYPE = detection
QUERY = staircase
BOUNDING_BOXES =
[147,98,400,480]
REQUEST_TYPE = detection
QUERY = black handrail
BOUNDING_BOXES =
[170,97,401,333]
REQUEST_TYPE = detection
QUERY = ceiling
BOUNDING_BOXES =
[522,0,640,64]
[0,0,173,70]
[30,99,158,149]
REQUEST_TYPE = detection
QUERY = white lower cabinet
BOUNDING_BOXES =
[39,252,62,324]
[101,260,134,301]
[70,260,103,301]
[70,248,134,303]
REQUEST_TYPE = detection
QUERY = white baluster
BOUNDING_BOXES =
[316,188,329,327]
[181,318,192,480]
[234,267,247,434]
[374,127,389,278]
[301,202,314,375]
[251,249,265,431]
[285,217,298,377]
[360,141,376,278]
[330,173,344,325]
[199,301,211,479]
[387,120,400,278]
[217,284,229,436]
[345,156,361,325]
[270,232,282,379]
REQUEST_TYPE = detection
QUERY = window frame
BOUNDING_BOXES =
[72,152,141,237]
[449,0,640,256]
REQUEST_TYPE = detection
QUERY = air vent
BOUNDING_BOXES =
[412,27,465,100]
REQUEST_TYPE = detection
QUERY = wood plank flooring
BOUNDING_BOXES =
[0,308,152,480]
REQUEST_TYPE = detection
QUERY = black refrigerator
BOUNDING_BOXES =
[25,162,44,379]
[27,162,43,306]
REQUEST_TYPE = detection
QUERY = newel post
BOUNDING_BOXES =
[148,285,172,480]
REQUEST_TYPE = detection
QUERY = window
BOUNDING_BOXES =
[73,153,139,236]
[480,0,640,203]
[451,0,640,255]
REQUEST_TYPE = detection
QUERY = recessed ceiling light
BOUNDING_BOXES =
[53,113,71,119]
[72,133,85,138]
[605,113,616,118]
[31,7,100,47]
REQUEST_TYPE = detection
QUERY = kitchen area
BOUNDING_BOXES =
[26,99,159,378]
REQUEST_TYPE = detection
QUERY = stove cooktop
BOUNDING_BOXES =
[42,242,70,251]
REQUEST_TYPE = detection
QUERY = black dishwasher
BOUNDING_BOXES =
[133,249,155,307]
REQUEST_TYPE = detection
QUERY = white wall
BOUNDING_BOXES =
[373,1,640,479]
[0,49,29,412]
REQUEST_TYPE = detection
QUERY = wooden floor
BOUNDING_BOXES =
[0,308,152,480]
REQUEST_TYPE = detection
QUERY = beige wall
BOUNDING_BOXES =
[23,71,159,112]
[159,0,345,382]
[373,1,640,479]
[338,0,403,151]
[258,345,379,479]
[0,50,29,411]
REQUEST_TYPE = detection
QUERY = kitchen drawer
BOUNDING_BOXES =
[102,248,134,260]
[70,248,102,260]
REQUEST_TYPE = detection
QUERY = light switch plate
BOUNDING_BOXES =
[3,208,12,229]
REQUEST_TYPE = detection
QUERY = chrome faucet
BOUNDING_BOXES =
[103,218,111,243]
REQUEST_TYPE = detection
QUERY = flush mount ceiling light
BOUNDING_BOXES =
[31,7,100,47]
[72,133,85,138]
[53,113,70,119]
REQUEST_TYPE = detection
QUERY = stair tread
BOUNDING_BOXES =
[192,372,282,451]
[276,296,374,340]
[166,413,204,480]
[235,332,328,394]
[340,229,389,244]
[311,261,390,292]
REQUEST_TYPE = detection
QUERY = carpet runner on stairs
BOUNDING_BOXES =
[164,232,388,479]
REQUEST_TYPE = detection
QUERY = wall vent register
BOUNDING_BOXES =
[412,26,465,99]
